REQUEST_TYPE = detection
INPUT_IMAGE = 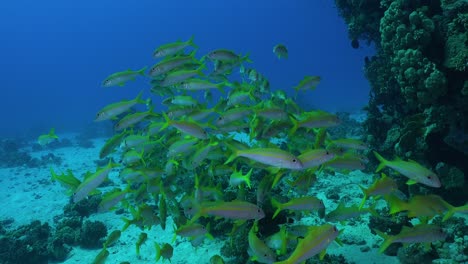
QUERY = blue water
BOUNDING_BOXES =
[0,0,373,138]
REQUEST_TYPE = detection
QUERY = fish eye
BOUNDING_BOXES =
[427,175,432,179]
[326,151,329,155]
[292,159,297,163]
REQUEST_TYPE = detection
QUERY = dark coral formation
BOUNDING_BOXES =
[336,0,467,202]
[0,216,108,263]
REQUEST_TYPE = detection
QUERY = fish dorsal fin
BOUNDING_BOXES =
[406,179,418,185]
[400,225,412,232]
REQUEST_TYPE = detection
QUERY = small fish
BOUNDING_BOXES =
[99,130,129,159]
[265,225,290,256]
[373,151,441,188]
[174,222,209,240]
[38,128,59,146]
[95,92,147,122]
[271,196,324,219]
[122,149,145,166]
[103,230,121,249]
[98,188,129,213]
[442,202,468,222]
[325,202,376,222]
[50,168,81,194]
[191,200,265,222]
[114,107,157,131]
[102,67,147,87]
[135,232,148,256]
[92,249,109,264]
[385,194,451,218]
[160,112,208,139]
[256,173,274,207]
[225,146,303,170]
[273,44,288,59]
[175,78,226,92]
[274,224,339,263]
[287,171,317,195]
[188,140,219,169]
[293,75,321,93]
[162,95,198,107]
[290,111,340,135]
[159,65,205,87]
[248,222,276,263]
[155,243,174,262]
[149,50,198,77]
[216,107,252,126]
[229,168,253,188]
[159,188,167,230]
[204,49,251,63]
[358,173,398,209]
[153,36,196,58]
[297,149,335,169]
[374,224,447,253]
[324,153,366,171]
[327,138,369,151]
[167,137,199,158]
[73,161,118,203]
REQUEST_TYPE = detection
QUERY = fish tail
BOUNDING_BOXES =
[121,217,132,232]
[223,143,239,165]
[49,128,59,139]
[196,63,206,76]
[385,194,407,215]
[137,66,147,76]
[442,204,456,222]
[187,35,197,48]
[50,167,58,182]
[241,52,253,63]
[271,198,283,219]
[216,82,226,93]
[154,242,162,261]
[159,112,171,132]
[373,151,388,172]
[374,229,394,253]
[244,169,253,189]
[358,185,368,209]
[133,90,144,104]
[289,116,299,136]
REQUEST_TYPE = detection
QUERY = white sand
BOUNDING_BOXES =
[0,133,402,263]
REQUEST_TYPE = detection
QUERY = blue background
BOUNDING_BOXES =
[0,0,373,137]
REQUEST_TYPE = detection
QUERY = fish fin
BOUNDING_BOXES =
[138,66,148,76]
[385,194,407,215]
[422,242,431,252]
[319,249,327,260]
[406,179,417,185]
[187,35,197,48]
[373,229,393,253]
[358,185,368,209]
[154,242,161,262]
[442,206,456,222]
[288,116,299,136]
[271,198,283,219]
[373,151,388,172]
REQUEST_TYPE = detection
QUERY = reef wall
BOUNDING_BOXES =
[335,0,468,202]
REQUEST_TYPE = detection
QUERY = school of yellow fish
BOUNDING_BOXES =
[48,37,467,264]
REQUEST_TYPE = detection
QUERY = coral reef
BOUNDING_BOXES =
[336,0,468,200]
[79,220,108,248]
